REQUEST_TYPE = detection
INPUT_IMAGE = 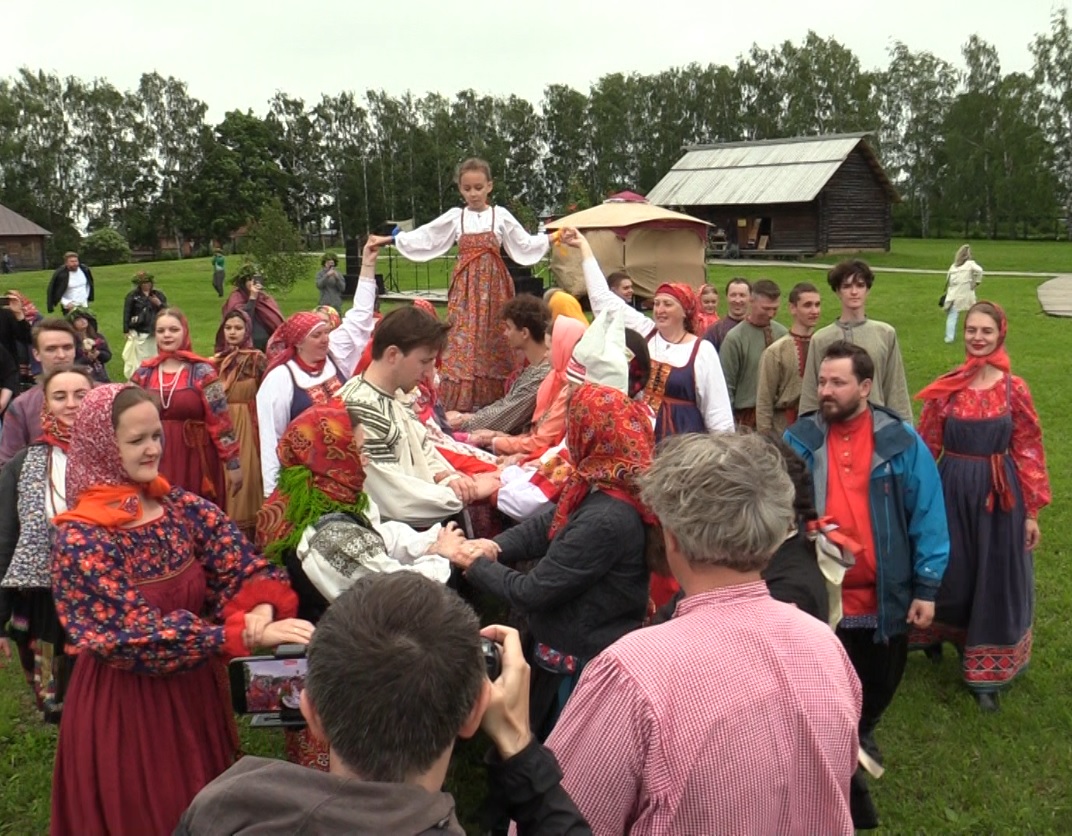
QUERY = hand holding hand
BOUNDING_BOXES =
[479,625,533,759]
[906,599,935,629]
[260,618,316,648]
[243,604,273,649]
[449,475,477,504]
[433,522,467,560]
[446,411,468,429]
[470,472,501,501]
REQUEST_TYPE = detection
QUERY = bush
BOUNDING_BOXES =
[246,198,309,294]
[80,228,132,266]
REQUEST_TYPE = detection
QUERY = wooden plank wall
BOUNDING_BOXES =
[821,149,892,251]
[687,204,819,252]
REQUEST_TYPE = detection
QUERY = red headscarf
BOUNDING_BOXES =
[915,301,1011,402]
[547,383,655,540]
[315,305,342,330]
[256,403,367,554]
[53,385,171,528]
[654,283,699,333]
[140,309,209,368]
[694,284,720,333]
[265,312,331,376]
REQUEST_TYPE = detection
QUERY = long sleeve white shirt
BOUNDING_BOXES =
[257,359,342,496]
[328,276,378,378]
[394,206,549,265]
[580,256,733,433]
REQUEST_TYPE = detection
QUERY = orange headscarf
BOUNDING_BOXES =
[915,301,1010,402]
[53,385,171,528]
[547,290,588,326]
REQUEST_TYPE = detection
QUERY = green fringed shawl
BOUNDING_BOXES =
[264,464,370,562]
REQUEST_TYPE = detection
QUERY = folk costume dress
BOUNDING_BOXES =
[256,312,346,497]
[0,409,75,723]
[212,310,267,538]
[255,404,451,770]
[581,255,733,439]
[393,205,550,412]
[914,309,1050,694]
[49,384,297,836]
[130,314,240,504]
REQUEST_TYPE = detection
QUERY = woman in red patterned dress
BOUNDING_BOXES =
[371,158,551,412]
[914,301,1050,712]
[49,384,312,835]
[130,308,241,505]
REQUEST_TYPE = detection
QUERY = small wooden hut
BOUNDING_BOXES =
[645,133,899,256]
[0,204,51,270]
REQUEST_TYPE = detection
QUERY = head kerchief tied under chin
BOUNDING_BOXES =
[265,312,329,375]
[565,308,630,393]
[654,282,699,332]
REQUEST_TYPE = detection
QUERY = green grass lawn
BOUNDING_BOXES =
[2,247,1071,833]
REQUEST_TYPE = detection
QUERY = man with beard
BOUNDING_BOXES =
[784,341,949,830]
[703,277,751,352]
[755,282,822,433]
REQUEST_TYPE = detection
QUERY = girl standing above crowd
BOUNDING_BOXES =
[369,158,551,413]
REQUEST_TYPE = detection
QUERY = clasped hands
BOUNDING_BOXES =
[242,603,316,652]
[431,522,501,570]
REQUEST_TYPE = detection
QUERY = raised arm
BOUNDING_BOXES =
[393,208,462,262]
[564,230,653,336]
[329,241,380,377]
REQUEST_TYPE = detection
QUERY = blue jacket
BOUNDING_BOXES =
[784,405,949,641]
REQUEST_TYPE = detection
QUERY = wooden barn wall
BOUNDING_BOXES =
[685,203,819,252]
[0,236,46,270]
[820,149,892,251]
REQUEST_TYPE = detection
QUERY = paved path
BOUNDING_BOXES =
[1037,275,1072,317]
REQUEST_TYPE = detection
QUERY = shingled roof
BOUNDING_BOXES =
[0,203,51,237]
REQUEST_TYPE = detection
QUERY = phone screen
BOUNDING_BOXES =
[231,656,307,714]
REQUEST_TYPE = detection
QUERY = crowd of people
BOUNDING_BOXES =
[0,159,1051,835]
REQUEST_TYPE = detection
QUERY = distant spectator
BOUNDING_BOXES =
[211,249,226,298]
[122,272,167,378]
[66,306,112,383]
[46,251,94,313]
[1,252,11,274]
[315,253,346,310]
[217,265,285,354]
[941,244,983,343]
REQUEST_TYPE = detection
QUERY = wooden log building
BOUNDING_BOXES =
[645,133,899,257]
[0,203,51,271]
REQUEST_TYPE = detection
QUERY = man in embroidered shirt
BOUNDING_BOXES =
[447,295,551,436]
[339,307,495,528]
[547,432,861,835]
[756,282,822,433]
[785,340,949,828]
[702,277,751,352]
[719,279,788,428]
[798,260,912,420]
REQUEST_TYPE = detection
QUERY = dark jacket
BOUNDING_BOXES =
[467,492,649,660]
[174,742,590,836]
[0,447,30,631]
[0,310,31,373]
[0,343,19,399]
[46,264,95,312]
[123,288,167,335]
[784,405,950,641]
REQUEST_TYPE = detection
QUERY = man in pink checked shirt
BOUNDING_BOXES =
[547,432,862,835]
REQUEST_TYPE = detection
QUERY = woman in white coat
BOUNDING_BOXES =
[943,244,983,343]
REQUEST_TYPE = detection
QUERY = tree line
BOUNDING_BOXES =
[1,10,1069,262]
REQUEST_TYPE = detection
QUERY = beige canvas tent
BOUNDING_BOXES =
[545,198,709,298]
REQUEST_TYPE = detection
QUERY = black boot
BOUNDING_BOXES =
[858,728,883,765]
[975,691,1000,712]
[923,643,943,664]
[850,769,879,829]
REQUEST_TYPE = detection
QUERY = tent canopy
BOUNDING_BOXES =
[546,202,709,299]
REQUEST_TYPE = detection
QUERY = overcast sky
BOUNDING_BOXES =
[4,0,1065,119]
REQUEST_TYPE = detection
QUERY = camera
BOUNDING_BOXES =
[482,637,502,681]
[228,643,307,728]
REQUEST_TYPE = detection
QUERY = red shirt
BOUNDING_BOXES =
[548,582,861,835]
[825,409,877,616]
